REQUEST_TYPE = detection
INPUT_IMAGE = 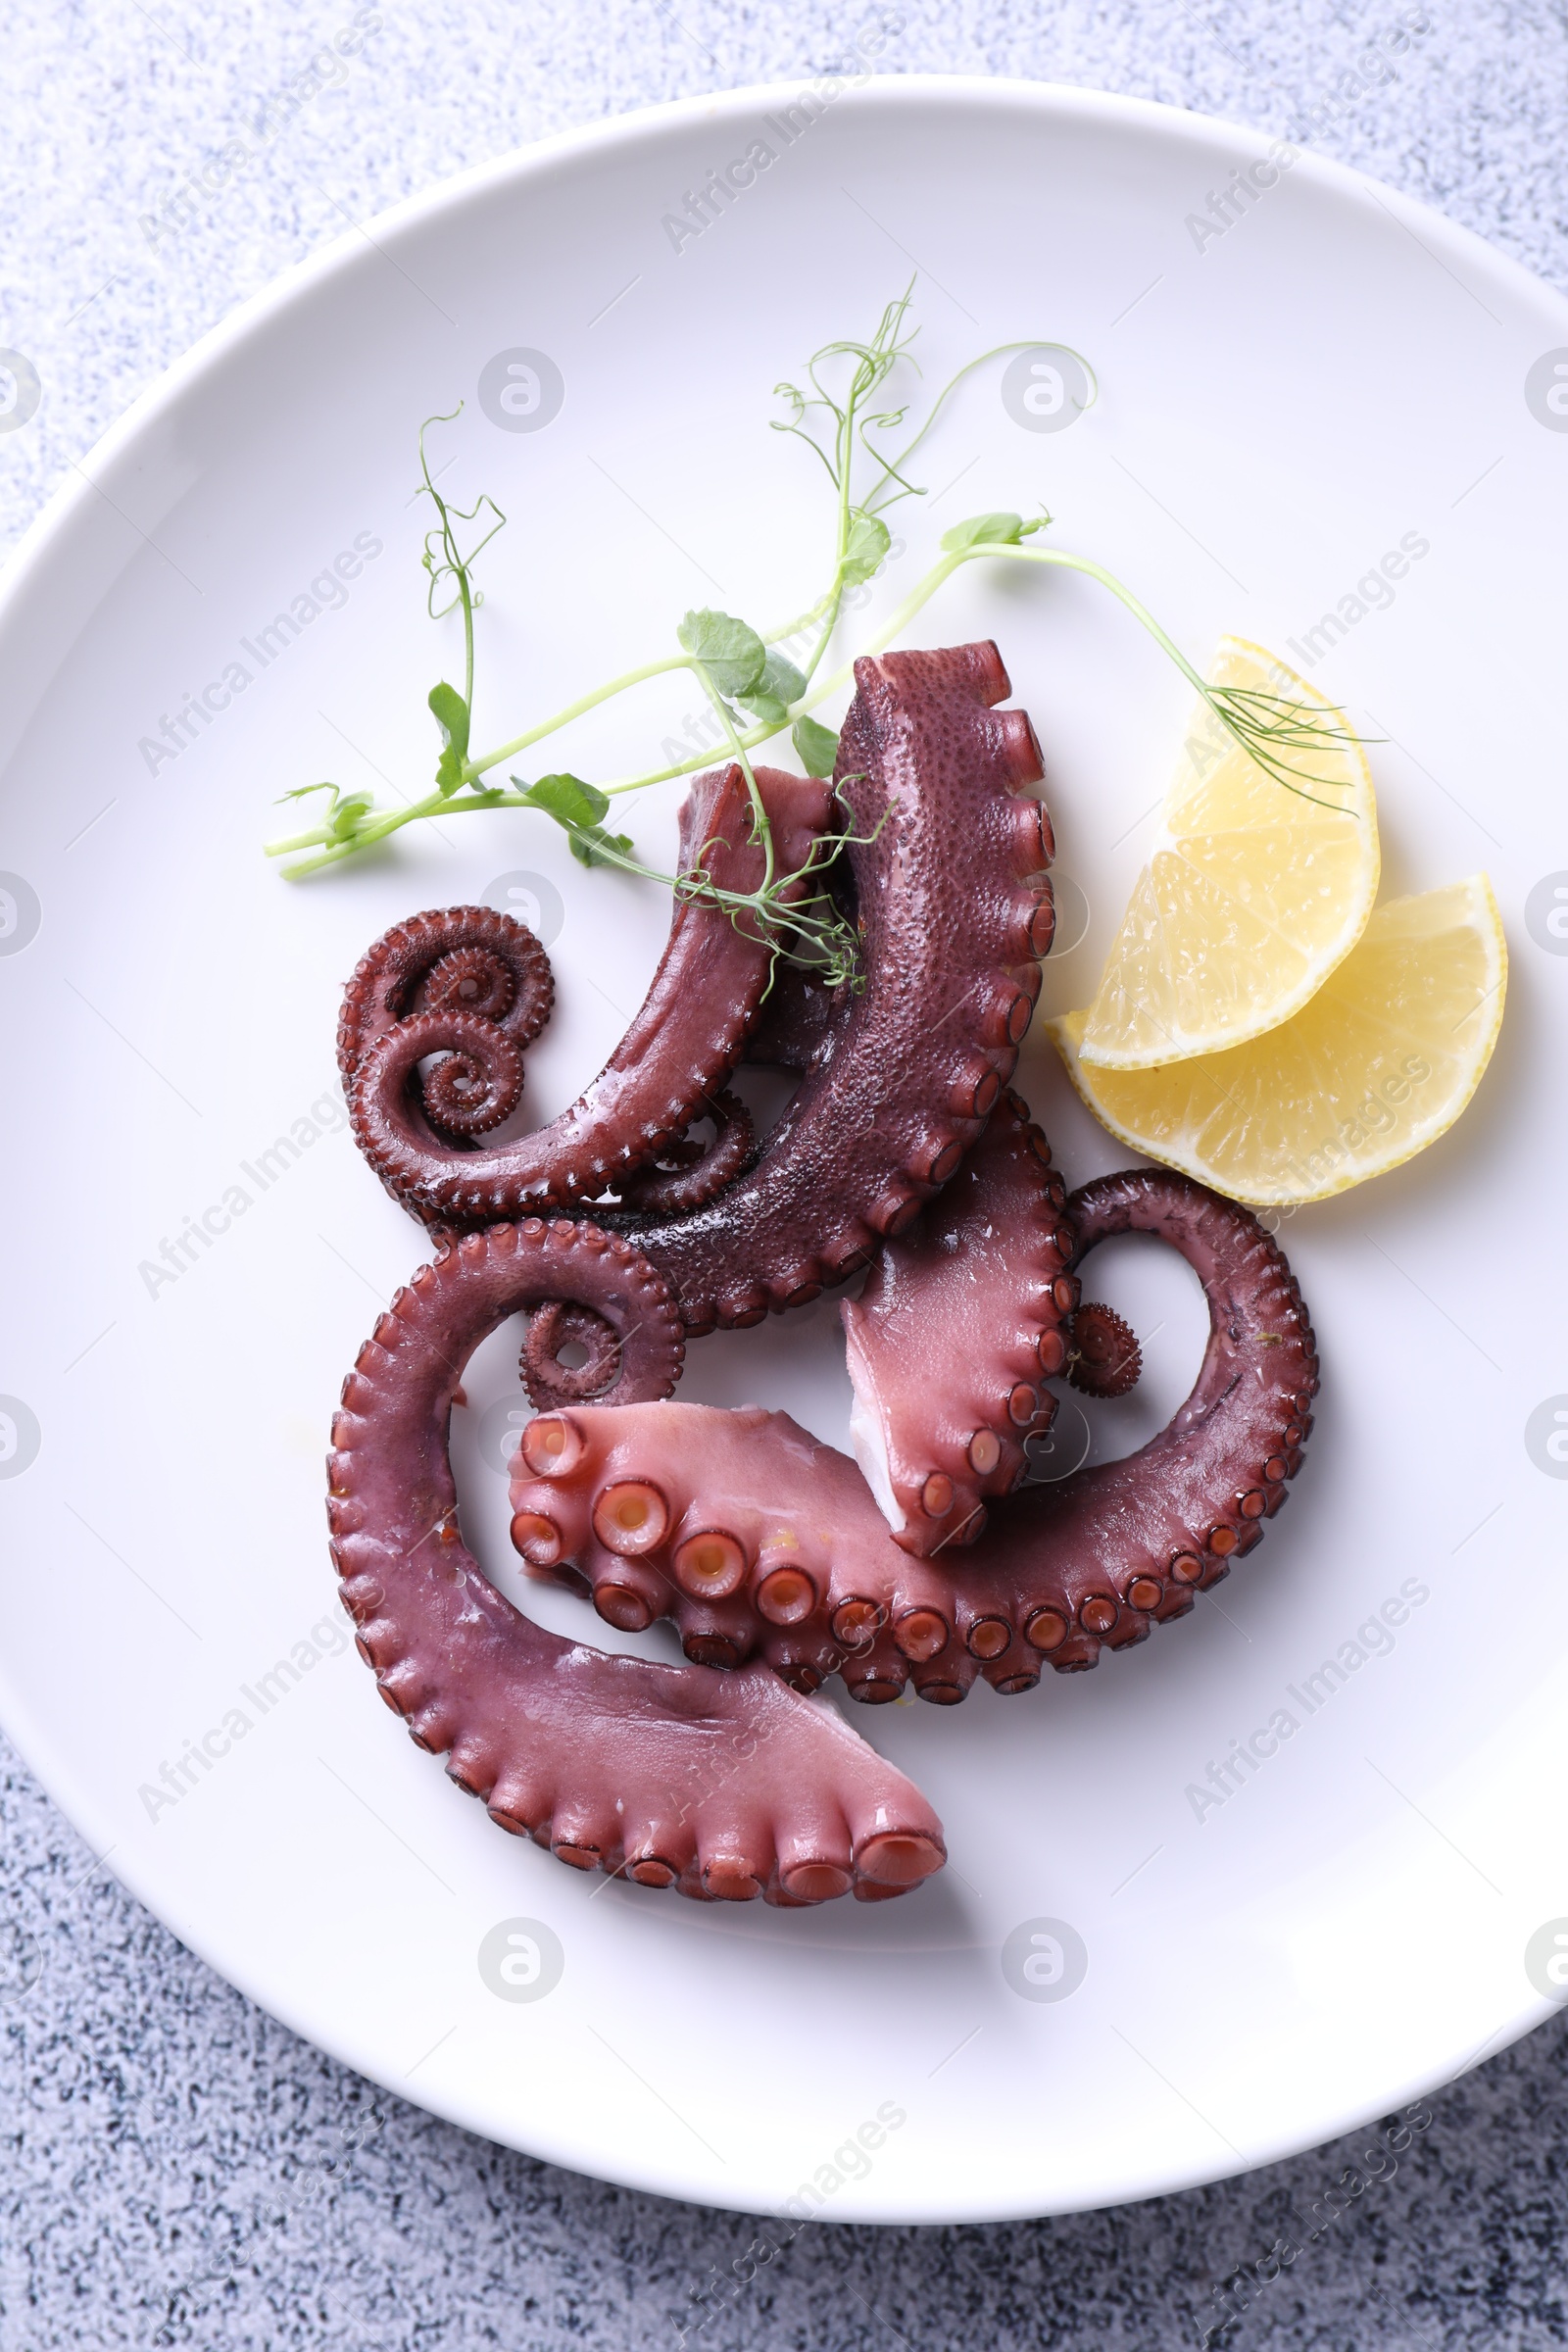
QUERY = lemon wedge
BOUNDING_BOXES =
[1047,877,1506,1205]
[1077,637,1379,1068]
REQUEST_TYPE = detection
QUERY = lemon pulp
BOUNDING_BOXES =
[1049,876,1506,1205]
[1077,637,1379,1070]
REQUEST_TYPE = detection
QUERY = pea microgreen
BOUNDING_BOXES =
[265,283,1361,973]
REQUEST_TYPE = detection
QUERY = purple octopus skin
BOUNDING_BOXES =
[741,964,843,1074]
[337,905,555,1127]
[1066,1300,1142,1398]
[327,1217,947,1903]
[520,1298,629,1413]
[842,1093,1079,1555]
[612,1089,755,1215]
[505,1168,1319,1702]
[339,761,831,1223]
[608,641,1056,1335]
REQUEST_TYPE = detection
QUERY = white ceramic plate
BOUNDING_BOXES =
[3,77,1566,2225]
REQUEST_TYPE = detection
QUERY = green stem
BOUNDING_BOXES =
[778,538,1348,807]
[947,544,1350,806]
[799,548,850,690]
[459,469,869,793]
[272,530,1339,871]
[265,822,342,857]
[463,651,694,782]
[798,549,967,704]
[599,714,787,797]
[978,543,1210,693]
[871,342,1097,511]
[787,540,1193,710]
[285,310,1110,886]
[759,580,838,656]
[267,788,528,875]
[443,296,896,801]
[462,557,853,790]
[784,539,1199,719]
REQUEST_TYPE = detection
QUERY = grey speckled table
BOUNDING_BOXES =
[4,4,1568,2346]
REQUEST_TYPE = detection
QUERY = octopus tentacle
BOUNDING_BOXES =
[1068,1302,1142,1398]
[344,762,831,1220]
[419,944,521,1024]
[417,1013,524,1139]
[338,906,553,1126]
[610,642,1056,1333]
[327,1222,946,1903]
[965,1170,1318,1678]
[506,1173,1318,1699]
[520,1300,624,1409]
[612,1091,756,1215]
[841,1094,1077,1555]
[741,965,844,1073]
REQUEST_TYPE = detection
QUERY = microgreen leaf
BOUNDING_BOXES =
[737,649,808,724]
[792,715,840,777]
[761,650,808,702]
[428,680,470,793]
[273,779,377,844]
[329,791,374,841]
[271,293,1352,967]
[941,512,1025,553]
[569,823,637,869]
[514,772,634,869]
[519,771,611,828]
[677,610,767,698]
[841,510,891,586]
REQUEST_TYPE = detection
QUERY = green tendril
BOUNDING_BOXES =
[264,287,1367,932]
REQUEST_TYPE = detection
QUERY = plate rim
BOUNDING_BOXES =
[3,73,1566,2225]
[7,70,1566,632]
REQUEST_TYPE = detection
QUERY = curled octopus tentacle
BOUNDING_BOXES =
[327,1220,946,1904]
[506,1172,1318,1702]
[338,906,555,1141]
[520,1300,624,1410]
[607,641,1056,1333]
[612,1091,756,1216]
[1068,1302,1142,1398]
[841,1094,1078,1556]
[342,761,831,1221]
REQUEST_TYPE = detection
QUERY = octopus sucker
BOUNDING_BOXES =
[505,1172,1318,1697]
[341,761,831,1221]
[605,642,1055,1333]
[326,1220,946,1904]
